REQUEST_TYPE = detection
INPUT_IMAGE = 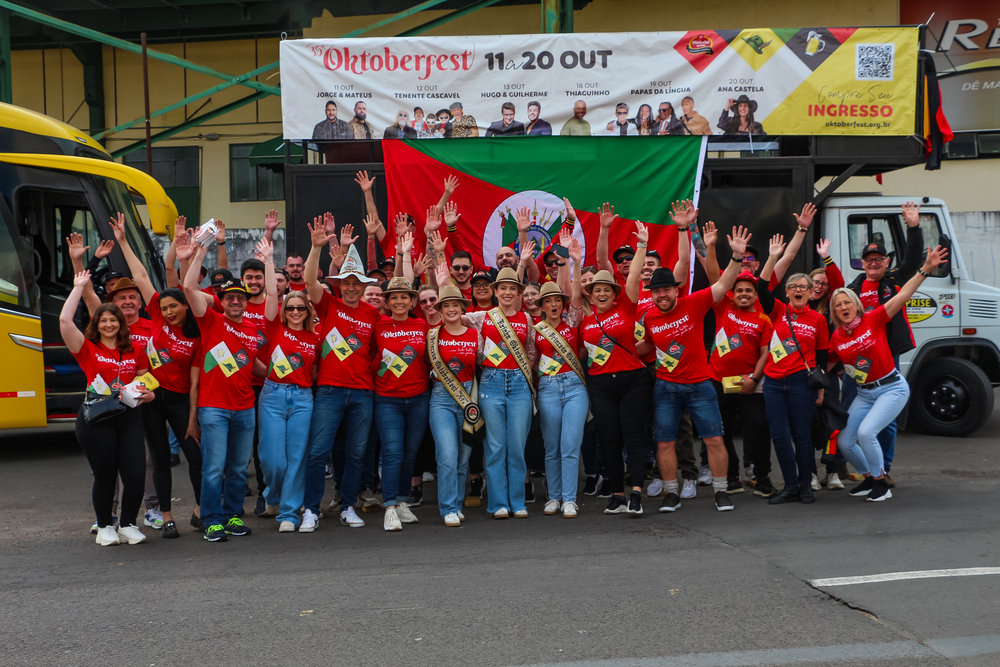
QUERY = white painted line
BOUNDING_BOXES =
[810,567,1000,587]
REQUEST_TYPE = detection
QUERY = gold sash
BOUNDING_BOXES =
[488,307,537,407]
[428,327,483,434]
[533,320,587,386]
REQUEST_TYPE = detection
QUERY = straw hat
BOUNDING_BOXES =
[583,269,622,296]
[435,284,471,310]
[383,277,417,297]
[490,267,524,292]
[537,281,569,305]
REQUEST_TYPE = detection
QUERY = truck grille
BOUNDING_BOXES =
[967,299,998,319]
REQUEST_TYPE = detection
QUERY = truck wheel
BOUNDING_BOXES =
[910,357,994,437]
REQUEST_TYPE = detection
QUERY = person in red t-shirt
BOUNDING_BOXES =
[61,271,152,547]
[637,225,751,514]
[830,245,948,502]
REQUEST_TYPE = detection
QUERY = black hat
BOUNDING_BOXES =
[366,268,388,281]
[209,268,234,287]
[379,256,396,269]
[470,269,494,284]
[276,267,290,279]
[647,267,681,289]
[728,95,758,114]
[646,249,661,261]
[861,241,887,258]
[742,245,761,261]
[218,279,250,297]
[105,271,125,285]
[612,245,635,263]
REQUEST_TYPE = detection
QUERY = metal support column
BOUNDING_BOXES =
[69,43,105,138]
[0,8,11,103]
[542,0,573,33]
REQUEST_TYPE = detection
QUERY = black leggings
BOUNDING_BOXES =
[588,368,653,494]
[140,387,203,512]
[76,407,145,528]
[712,382,772,480]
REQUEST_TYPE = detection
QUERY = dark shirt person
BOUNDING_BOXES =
[525,101,552,136]
[655,102,685,135]
[312,101,352,140]
[485,102,526,137]
[383,110,419,140]
[717,95,766,136]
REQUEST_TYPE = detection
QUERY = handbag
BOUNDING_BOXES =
[82,350,126,424]
[784,309,830,390]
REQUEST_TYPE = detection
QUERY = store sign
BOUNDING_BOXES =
[279,28,918,140]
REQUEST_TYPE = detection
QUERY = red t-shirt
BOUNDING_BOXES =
[242,300,268,387]
[830,306,896,384]
[373,316,430,397]
[73,338,143,395]
[144,292,199,393]
[482,310,532,370]
[710,299,773,381]
[128,317,153,350]
[194,308,261,410]
[764,302,830,380]
[534,320,580,377]
[859,279,883,311]
[288,280,307,292]
[581,297,644,374]
[313,292,380,391]
[262,317,320,388]
[433,326,479,384]
[644,288,715,383]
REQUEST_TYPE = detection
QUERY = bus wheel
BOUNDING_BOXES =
[911,357,993,437]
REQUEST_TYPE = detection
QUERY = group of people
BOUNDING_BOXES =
[63,171,944,546]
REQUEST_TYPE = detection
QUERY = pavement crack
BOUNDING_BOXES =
[803,580,880,619]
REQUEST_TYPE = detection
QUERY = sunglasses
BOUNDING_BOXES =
[451,264,472,272]
[616,254,634,263]
[419,297,437,305]
[742,255,757,262]
[544,259,565,267]
[285,305,308,312]
[616,111,628,115]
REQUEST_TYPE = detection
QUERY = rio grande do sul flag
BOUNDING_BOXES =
[382,136,706,270]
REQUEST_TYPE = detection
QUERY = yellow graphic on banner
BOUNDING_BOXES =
[270,345,294,379]
[380,348,408,378]
[769,331,788,364]
[732,29,783,71]
[761,27,918,136]
[483,338,509,366]
[146,338,162,370]
[633,320,645,343]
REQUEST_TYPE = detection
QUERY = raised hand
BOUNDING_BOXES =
[599,202,617,230]
[394,212,410,236]
[702,220,718,247]
[255,238,273,262]
[108,212,127,242]
[569,236,582,263]
[264,209,282,233]
[923,245,949,271]
[175,215,187,237]
[95,240,115,259]
[793,202,817,229]
[414,253,431,277]
[633,220,649,245]
[727,225,751,256]
[515,206,532,233]
[215,220,226,243]
[563,197,577,223]
[330,244,344,270]
[902,201,921,228]
[400,231,414,255]
[443,174,459,195]
[669,199,697,229]
[308,219,335,248]
[66,233,89,261]
[559,226,572,247]
[364,213,381,236]
[340,223,358,247]
[520,240,537,263]
[816,238,832,258]
[443,201,461,229]
[354,170,376,193]
[323,211,336,237]
[174,230,195,261]
[429,229,447,255]
[425,205,442,234]
[769,233,786,258]
[435,261,451,287]
[73,270,91,288]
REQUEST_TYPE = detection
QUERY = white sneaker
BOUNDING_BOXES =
[493,508,509,520]
[396,502,418,524]
[143,508,164,530]
[543,499,561,515]
[562,502,578,519]
[340,506,365,528]
[299,510,318,533]
[263,503,280,517]
[810,473,821,491]
[95,525,120,546]
[697,465,712,486]
[513,509,528,518]
[118,524,147,545]
[422,472,436,483]
[681,479,697,499]
[457,511,465,522]
[383,506,402,531]
[827,473,845,490]
[279,521,295,533]
[647,479,664,497]
[444,513,461,527]
[326,489,342,513]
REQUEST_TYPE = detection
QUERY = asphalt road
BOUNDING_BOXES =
[1,396,998,667]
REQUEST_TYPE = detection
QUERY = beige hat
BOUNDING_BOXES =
[490,267,524,292]
[537,281,569,305]
[383,277,417,297]
[435,284,471,310]
[583,269,622,296]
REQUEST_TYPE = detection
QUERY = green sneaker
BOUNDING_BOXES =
[204,524,228,542]
[224,516,252,537]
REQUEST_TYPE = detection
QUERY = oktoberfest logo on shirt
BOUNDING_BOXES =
[656,340,685,372]
[379,345,418,378]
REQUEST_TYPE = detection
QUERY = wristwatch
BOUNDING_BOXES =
[797,226,807,233]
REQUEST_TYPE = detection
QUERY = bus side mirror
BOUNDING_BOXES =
[938,234,955,283]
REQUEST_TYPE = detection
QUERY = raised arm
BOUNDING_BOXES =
[556,227,573,297]
[256,238,277,322]
[884,246,948,319]
[109,212,156,304]
[263,209,282,245]
[759,233,785,283]
[355,171,385,242]
[701,220,721,284]
[816,238,845,291]
[596,202,616,274]
[772,202,816,283]
[625,221,648,304]
[214,220,228,270]
[434,175,459,218]
[59,271,91,354]
[399,232,414,281]
[897,201,925,282]
[181,233,210,318]
[304,218,336,306]
[519,240,538,283]
[164,216,184,288]
[568,236,584,310]
[669,199,697,283]
[710,225,750,303]
[65,232,103,316]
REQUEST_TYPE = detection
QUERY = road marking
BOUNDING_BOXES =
[514,635,1000,667]
[810,567,1000,587]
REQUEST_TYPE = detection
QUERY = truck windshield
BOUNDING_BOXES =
[91,176,166,292]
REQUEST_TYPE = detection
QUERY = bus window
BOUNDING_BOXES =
[55,206,98,282]
[0,207,39,314]
[17,188,92,293]
[92,177,165,291]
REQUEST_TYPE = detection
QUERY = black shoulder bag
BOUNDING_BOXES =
[82,350,127,424]
[784,309,829,391]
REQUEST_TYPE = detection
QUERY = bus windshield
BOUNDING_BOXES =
[91,176,166,292]
[0,204,39,315]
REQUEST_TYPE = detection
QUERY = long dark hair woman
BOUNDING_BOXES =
[635,104,654,136]
[718,95,766,136]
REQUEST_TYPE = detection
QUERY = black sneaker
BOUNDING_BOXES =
[161,520,180,539]
[525,482,535,503]
[849,477,875,497]
[714,491,735,511]
[753,476,777,498]
[253,495,266,517]
[627,491,643,515]
[596,479,613,499]
[866,478,892,502]
[529,469,546,478]
[582,475,600,496]
[798,486,816,504]
[659,492,681,513]
[768,486,800,505]
[603,494,629,514]
[204,524,228,542]
[465,476,484,508]
[170,453,181,467]
[407,484,423,507]
[726,479,745,495]
[224,516,251,536]
[190,513,204,532]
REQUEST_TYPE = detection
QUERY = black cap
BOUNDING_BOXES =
[209,268,234,287]
[470,269,494,284]
[742,245,761,261]
[861,241,887,258]
[646,249,661,261]
[276,267,289,279]
[647,267,681,289]
[366,268,388,281]
[379,256,396,269]
[612,245,635,263]
[217,279,250,296]
[105,271,125,284]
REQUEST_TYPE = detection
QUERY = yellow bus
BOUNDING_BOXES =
[0,103,177,428]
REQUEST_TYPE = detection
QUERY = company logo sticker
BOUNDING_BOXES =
[905,291,938,323]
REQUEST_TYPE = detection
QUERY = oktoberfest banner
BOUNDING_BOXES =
[279,28,919,140]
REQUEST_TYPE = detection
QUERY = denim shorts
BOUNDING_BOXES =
[653,379,724,442]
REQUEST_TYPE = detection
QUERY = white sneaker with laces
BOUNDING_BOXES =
[457,511,465,522]
[396,502,419,524]
[95,525,120,546]
[543,499,561,515]
[810,473,821,491]
[299,509,318,533]
[647,479,664,497]
[422,472,436,483]
[143,508,164,530]
[279,521,295,532]
[383,506,402,531]
[444,513,461,527]
[340,506,365,528]
[562,502,578,519]
[494,508,509,519]
[681,479,697,499]
[828,473,845,490]
[697,465,713,485]
[118,524,147,545]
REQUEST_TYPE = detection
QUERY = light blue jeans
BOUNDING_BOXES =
[428,382,474,516]
[374,391,430,507]
[837,375,910,478]
[258,380,313,527]
[198,406,255,528]
[537,373,589,503]
[479,367,533,514]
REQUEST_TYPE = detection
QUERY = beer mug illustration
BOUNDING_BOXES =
[805,31,826,56]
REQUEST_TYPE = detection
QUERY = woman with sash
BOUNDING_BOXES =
[534,235,588,518]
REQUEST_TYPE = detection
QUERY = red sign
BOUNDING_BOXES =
[674,31,728,73]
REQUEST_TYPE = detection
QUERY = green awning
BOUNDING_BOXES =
[249,136,303,170]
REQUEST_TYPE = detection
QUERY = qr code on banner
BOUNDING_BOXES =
[856,43,894,81]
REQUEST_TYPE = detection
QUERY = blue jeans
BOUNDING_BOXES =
[838,375,909,477]
[841,356,898,472]
[763,371,817,489]
[428,382,473,516]
[375,391,430,507]
[653,379,724,442]
[198,406,255,528]
[305,386,373,514]
[168,427,180,456]
[258,380,313,526]
[537,373,589,503]
[479,368,533,513]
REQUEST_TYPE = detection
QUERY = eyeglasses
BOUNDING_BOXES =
[285,305,308,312]
[786,284,810,292]
[397,113,409,117]
[741,255,757,262]
[418,297,437,305]
[863,257,887,265]
[812,280,829,287]
[544,259,565,267]
[451,264,472,272]
[616,254,634,263]
[472,283,491,290]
